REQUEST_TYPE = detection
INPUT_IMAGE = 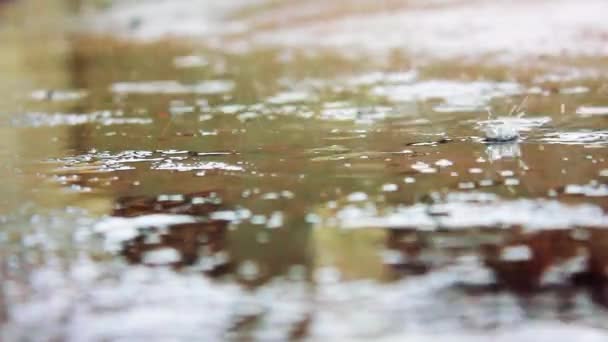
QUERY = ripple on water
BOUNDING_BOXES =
[52,150,242,175]
[173,55,209,69]
[152,160,244,172]
[320,103,395,123]
[485,142,521,161]
[372,80,522,110]
[346,70,418,87]
[110,80,235,95]
[11,111,153,127]
[542,131,608,146]
[564,182,608,197]
[329,193,608,230]
[476,116,551,133]
[30,89,87,102]
[266,90,315,105]
[576,106,608,117]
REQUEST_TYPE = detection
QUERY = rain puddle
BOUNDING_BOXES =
[1,0,608,340]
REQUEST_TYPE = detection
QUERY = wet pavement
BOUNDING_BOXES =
[1,0,608,340]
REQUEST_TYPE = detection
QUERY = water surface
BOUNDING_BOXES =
[1,1,608,340]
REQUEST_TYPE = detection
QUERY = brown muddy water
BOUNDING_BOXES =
[1,1,608,341]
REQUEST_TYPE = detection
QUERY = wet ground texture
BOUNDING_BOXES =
[1,0,608,340]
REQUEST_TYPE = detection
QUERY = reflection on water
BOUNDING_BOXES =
[486,142,521,161]
[1,0,608,340]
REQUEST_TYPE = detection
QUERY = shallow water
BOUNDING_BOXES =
[1,1,608,340]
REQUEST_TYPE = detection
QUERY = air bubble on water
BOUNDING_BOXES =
[411,161,436,173]
[262,192,280,200]
[382,184,398,192]
[347,192,368,202]
[305,213,321,225]
[157,194,184,202]
[479,179,494,187]
[504,178,520,186]
[173,55,208,69]
[435,159,453,167]
[458,182,476,190]
[499,170,514,177]
[238,260,261,281]
[281,190,295,199]
[251,215,267,225]
[267,212,284,229]
[199,130,219,136]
